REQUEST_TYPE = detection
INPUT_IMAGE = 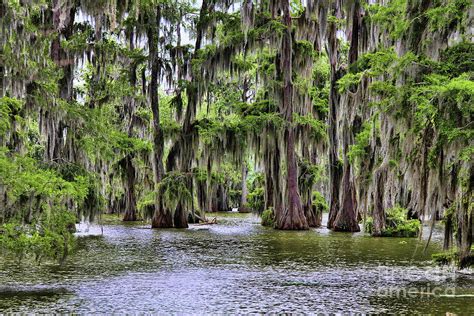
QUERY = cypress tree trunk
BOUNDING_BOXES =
[333,163,360,232]
[170,0,211,229]
[149,7,172,228]
[153,200,173,228]
[149,7,165,182]
[51,0,75,101]
[239,79,250,213]
[264,129,277,211]
[122,156,137,221]
[239,164,250,213]
[331,0,360,232]
[216,184,228,212]
[46,0,76,162]
[326,2,343,229]
[457,165,473,268]
[371,166,387,235]
[173,202,188,228]
[274,0,308,230]
[123,29,138,222]
[301,146,321,228]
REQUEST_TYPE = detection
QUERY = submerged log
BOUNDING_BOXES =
[195,217,217,225]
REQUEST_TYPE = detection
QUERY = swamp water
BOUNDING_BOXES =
[0,212,473,314]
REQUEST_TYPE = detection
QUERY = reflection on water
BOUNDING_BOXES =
[0,213,472,313]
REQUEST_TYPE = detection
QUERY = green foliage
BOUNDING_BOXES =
[349,40,473,193]
[366,206,421,237]
[459,146,474,162]
[158,172,192,213]
[0,211,77,263]
[294,40,314,56]
[293,114,326,141]
[365,0,408,40]
[312,191,328,213]
[261,208,275,227]
[215,12,245,47]
[0,149,90,211]
[426,0,471,31]
[356,48,398,75]
[432,250,459,266]
[337,72,363,93]
[243,112,284,132]
[193,44,218,73]
[248,187,265,214]
[364,216,374,234]
[247,172,265,213]
[0,97,23,136]
[409,71,474,140]
[432,248,473,269]
[339,48,400,94]
[228,188,242,208]
[290,0,304,17]
[298,159,324,197]
[383,206,420,237]
[440,42,474,76]
[327,15,345,28]
[267,19,287,36]
[311,53,330,117]
[348,121,372,164]
[137,191,156,217]
[62,22,94,53]
[232,54,256,73]
[369,81,397,99]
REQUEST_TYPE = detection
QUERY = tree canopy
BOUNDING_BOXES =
[0,0,472,267]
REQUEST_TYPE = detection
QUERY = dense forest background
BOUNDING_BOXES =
[0,0,472,266]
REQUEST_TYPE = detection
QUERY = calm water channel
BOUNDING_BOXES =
[0,212,473,314]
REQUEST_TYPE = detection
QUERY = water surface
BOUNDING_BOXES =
[1,213,472,314]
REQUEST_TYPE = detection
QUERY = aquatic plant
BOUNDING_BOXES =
[365,206,421,237]
[261,208,275,227]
